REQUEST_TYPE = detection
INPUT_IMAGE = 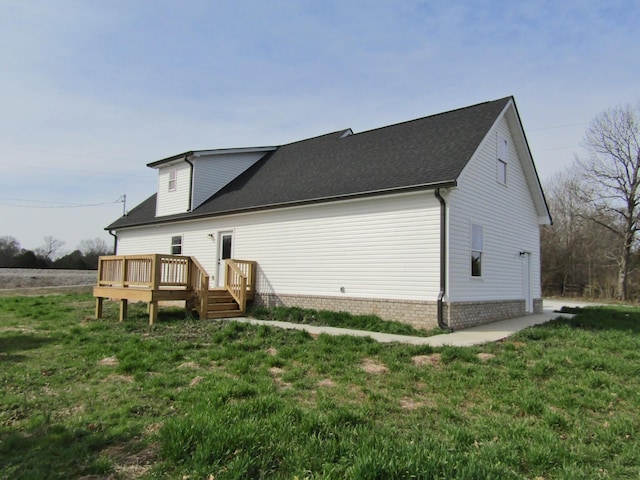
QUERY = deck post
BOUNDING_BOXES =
[120,256,128,287]
[95,297,104,319]
[149,301,158,325]
[119,299,128,322]
[151,254,162,290]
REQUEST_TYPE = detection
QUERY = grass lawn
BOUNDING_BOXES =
[1,294,639,479]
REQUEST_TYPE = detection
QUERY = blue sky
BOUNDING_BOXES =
[0,0,638,252]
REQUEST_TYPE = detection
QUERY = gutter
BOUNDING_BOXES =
[184,154,194,212]
[106,180,458,230]
[434,188,450,330]
[108,230,118,255]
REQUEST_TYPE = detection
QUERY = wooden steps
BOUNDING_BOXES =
[207,288,243,319]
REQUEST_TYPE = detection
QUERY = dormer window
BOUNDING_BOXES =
[168,169,177,191]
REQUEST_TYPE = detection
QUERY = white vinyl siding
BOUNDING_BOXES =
[116,191,441,301]
[156,163,191,216]
[447,114,542,302]
[191,152,266,209]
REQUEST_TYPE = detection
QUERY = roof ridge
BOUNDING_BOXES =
[347,96,513,138]
[280,128,352,148]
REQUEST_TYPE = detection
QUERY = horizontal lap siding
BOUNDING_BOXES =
[116,192,441,301]
[156,163,191,216]
[192,152,266,209]
[235,194,440,300]
[448,115,541,302]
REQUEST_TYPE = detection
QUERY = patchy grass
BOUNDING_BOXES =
[248,305,444,337]
[1,295,640,478]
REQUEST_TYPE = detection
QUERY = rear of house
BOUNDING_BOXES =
[106,96,551,330]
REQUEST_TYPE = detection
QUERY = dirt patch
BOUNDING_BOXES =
[178,361,199,369]
[268,367,292,388]
[104,374,134,383]
[360,358,389,374]
[104,443,159,479]
[144,423,163,436]
[477,353,495,362]
[266,347,278,356]
[412,353,441,367]
[317,378,335,388]
[269,366,285,376]
[399,397,424,410]
[99,356,119,367]
[189,376,204,387]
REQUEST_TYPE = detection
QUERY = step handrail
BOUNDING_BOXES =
[224,259,248,313]
[189,256,210,320]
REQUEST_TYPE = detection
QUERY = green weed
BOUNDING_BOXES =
[1,296,640,478]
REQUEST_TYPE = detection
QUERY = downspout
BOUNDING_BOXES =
[434,188,450,330]
[185,155,194,212]
[108,230,118,255]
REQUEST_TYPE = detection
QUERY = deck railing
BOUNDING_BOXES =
[225,259,256,314]
[189,257,209,320]
[96,255,256,321]
[231,259,256,293]
[97,254,190,289]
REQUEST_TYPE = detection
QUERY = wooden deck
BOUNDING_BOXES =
[93,254,255,324]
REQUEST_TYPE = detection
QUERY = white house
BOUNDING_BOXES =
[106,96,551,330]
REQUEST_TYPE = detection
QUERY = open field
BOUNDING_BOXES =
[0,269,97,296]
[1,294,640,479]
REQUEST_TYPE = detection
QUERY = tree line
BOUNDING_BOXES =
[541,100,640,301]
[0,236,112,270]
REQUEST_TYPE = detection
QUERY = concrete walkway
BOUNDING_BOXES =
[227,300,584,347]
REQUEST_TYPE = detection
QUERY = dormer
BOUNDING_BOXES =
[148,147,276,217]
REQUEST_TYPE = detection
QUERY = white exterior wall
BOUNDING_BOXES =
[156,163,191,216]
[116,192,441,301]
[192,152,266,209]
[447,114,542,302]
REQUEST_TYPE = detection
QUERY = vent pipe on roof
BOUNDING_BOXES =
[435,188,451,331]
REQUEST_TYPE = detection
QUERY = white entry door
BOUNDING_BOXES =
[216,232,233,287]
[523,252,533,313]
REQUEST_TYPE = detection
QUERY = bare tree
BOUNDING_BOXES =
[578,101,640,300]
[78,237,112,269]
[36,236,65,261]
[542,167,619,298]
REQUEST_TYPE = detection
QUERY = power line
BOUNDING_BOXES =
[0,196,125,209]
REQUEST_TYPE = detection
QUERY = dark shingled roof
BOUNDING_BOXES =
[108,97,511,229]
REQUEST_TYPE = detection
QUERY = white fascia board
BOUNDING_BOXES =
[147,146,277,169]
[192,146,277,158]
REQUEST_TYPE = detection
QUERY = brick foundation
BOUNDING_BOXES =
[253,293,439,330]
[253,293,543,331]
[533,298,543,314]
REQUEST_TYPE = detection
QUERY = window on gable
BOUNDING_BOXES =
[497,135,508,185]
[171,235,182,255]
[471,224,483,277]
[497,159,507,185]
[168,169,177,191]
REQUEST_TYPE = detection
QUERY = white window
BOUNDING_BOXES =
[497,159,507,185]
[168,169,177,191]
[497,135,508,185]
[471,224,483,277]
[171,235,182,255]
